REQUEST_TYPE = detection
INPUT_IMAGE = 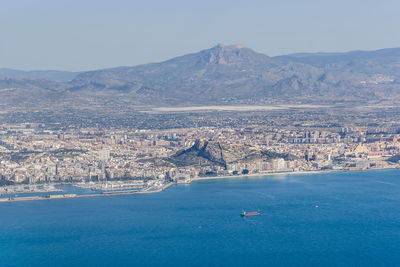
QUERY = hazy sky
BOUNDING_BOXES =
[1,0,399,71]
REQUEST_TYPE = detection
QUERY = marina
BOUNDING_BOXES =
[0,181,174,203]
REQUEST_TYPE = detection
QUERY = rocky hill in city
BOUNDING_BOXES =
[166,139,295,168]
[2,44,400,110]
[387,154,400,163]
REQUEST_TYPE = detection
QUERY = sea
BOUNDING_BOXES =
[1,169,400,267]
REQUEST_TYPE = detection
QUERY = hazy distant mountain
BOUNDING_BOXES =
[0,78,67,108]
[0,68,79,82]
[276,47,400,69]
[69,44,324,105]
[68,44,400,105]
[2,44,400,109]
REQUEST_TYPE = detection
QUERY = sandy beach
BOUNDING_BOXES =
[191,167,399,182]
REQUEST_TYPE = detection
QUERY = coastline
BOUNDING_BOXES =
[1,167,398,203]
[191,166,399,182]
[192,169,335,181]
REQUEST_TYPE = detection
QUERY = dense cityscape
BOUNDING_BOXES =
[1,106,400,202]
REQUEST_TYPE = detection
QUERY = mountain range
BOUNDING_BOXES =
[1,44,400,109]
[0,68,78,82]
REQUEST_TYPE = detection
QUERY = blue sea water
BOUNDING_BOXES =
[1,169,400,267]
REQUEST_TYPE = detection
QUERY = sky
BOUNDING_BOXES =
[1,0,399,71]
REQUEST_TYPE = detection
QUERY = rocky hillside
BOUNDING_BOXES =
[2,44,400,109]
[166,139,294,168]
[68,44,323,105]
[67,44,400,105]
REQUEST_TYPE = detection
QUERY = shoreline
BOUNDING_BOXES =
[192,169,335,181]
[191,166,399,182]
[1,167,398,203]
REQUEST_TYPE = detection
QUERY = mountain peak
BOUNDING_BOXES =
[203,44,268,65]
[211,44,250,54]
[214,43,246,49]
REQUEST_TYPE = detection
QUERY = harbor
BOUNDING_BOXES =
[0,181,174,203]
